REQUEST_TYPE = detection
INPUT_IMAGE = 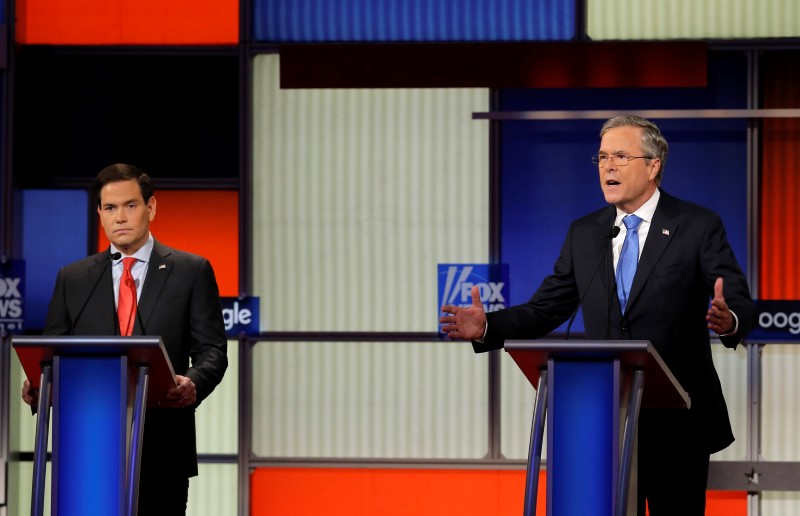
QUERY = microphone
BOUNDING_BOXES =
[564,225,620,339]
[71,251,121,334]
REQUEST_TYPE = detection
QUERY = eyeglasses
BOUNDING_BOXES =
[591,153,654,167]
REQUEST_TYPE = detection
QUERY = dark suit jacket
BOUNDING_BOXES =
[43,239,228,478]
[478,190,756,454]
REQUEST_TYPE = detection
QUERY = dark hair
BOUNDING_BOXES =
[600,115,669,186]
[94,163,154,206]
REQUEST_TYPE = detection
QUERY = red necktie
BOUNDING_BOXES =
[118,257,138,336]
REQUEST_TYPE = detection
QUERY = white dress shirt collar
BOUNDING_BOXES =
[614,188,660,227]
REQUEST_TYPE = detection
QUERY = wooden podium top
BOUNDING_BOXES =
[505,339,690,409]
[13,335,177,405]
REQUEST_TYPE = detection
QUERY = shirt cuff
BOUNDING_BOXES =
[475,322,489,344]
[719,310,739,337]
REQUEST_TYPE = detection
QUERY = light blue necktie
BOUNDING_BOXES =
[616,214,643,314]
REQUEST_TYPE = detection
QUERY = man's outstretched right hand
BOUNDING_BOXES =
[439,285,487,341]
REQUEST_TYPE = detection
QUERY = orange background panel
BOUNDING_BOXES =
[250,468,745,516]
[16,0,238,45]
[760,53,800,299]
[97,190,239,297]
[251,468,539,516]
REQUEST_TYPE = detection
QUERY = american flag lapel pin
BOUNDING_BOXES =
[662,229,670,236]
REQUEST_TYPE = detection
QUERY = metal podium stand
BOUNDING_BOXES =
[13,335,176,516]
[505,340,689,516]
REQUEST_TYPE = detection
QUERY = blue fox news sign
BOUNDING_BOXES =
[438,263,509,329]
[0,260,25,336]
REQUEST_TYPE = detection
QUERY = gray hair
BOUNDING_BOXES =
[600,115,668,186]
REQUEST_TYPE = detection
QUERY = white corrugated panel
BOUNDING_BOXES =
[187,464,238,516]
[251,341,489,458]
[252,54,490,332]
[762,344,800,461]
[710,343,748,461]
[195,339,239,454]
[763,492,800,515]
[588,0,800,40]
[756,347,800,516]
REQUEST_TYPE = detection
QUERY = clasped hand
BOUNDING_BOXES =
[161,375,197,408]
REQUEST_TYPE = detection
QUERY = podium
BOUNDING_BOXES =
[505,340,689,516]
[12,335,176,516]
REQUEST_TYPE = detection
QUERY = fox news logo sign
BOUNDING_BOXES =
[438,264,509,326]
[0,260,25,336]
[749,300,800,342]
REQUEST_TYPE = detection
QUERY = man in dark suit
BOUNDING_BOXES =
[22,163,228,515]
[440,115,756,515]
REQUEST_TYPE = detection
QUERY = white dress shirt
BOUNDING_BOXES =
[111,234,154,308]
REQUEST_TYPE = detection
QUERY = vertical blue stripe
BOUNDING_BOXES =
[550,361,615,515]
[253,0,575,42]
[22,189,89,330]
[290,0,302,41]
[498,1,511,42]
[375,0,387,38]
[315,0,325,40]
[416,0,425,40]
[55,357,126,515]
[399,0,409,39]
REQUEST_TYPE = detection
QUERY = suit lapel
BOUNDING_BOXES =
[87,253,117,332]
[136,241,173,333]
[625,190,678,314]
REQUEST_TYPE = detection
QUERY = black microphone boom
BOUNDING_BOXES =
[564,225,620,339]
[71,251,120,335]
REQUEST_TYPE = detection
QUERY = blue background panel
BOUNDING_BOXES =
[254,0,575,42]
[22,190,89,330]
[499,52,749,333]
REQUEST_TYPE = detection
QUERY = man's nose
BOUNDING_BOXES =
[602,157,619,171]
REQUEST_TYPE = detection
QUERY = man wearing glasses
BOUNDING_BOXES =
[440,115,756,515]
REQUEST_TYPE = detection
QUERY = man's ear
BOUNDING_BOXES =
[648,159,661,182]
[147,196,157,221]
